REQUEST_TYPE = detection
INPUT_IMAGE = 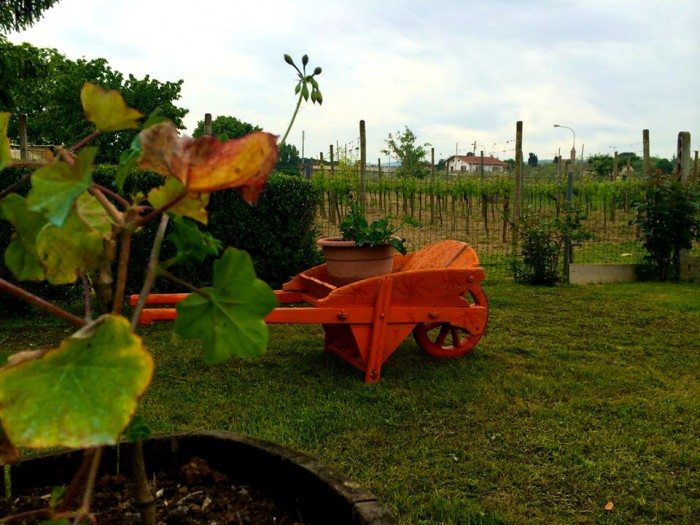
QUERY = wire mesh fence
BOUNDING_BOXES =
[310,162,655,283]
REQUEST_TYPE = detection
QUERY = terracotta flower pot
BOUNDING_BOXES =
[3,431,397,524]
[317,237,396,286]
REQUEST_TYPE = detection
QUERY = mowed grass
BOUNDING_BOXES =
[1,282,698,524]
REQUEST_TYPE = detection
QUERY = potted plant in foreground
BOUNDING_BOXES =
[0,55,395,524]
[317,201,418,285]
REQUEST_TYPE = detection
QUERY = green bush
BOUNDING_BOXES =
[632,179,699,280]
[510,208,592,285]
[1,166,322,310]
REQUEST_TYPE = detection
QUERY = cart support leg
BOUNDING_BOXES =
[364,276,393,383]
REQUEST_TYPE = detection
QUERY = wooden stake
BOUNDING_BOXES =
[203,113,212,136]
[643,129,651,179]
[676,131,691,183]
[511,121,523,249]
[18,114,28,161]
[359,120,367,212]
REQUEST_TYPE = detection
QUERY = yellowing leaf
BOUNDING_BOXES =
[148,178,209,224]
[81,83,143,132]
[35,193,111,284]
[0,315,153,449]
[139,123,277,201]
[0,112,11,170]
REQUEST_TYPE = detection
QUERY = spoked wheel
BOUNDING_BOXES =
[412,284,488,358]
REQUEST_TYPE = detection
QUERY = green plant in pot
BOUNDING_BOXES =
[0,54,331,524]
[317,201,418,285]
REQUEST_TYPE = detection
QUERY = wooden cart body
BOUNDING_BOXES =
[130,240,488,383]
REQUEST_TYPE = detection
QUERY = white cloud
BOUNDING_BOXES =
[6,0,699,160]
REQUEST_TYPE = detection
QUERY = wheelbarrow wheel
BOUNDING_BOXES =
[412,284,487,358]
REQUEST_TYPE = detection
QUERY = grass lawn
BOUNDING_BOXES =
[1,282,698,524]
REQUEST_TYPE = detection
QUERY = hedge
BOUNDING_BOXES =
[0,165,322,313]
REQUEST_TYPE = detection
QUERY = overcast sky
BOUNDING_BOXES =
[7,0,700,163]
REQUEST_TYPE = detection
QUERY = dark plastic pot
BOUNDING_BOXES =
[5,430,397,524]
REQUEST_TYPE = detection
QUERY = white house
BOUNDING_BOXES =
[446,155,508,173]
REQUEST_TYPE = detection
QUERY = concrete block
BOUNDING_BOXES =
[569,264,638,285]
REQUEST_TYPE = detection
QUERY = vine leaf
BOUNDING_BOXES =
[166,215,222,265]
[0,193,47,281]
[27,147,96,227]
[35,193,112,284]
[138,122,278,201]
[81,83,143,132]
[148,178,209,224]
[0,315,154,449]
[174,248,276,364]
[0,112,11,170]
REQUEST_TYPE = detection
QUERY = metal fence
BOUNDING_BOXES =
[310,162,661,283]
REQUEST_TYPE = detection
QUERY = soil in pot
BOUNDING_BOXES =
[0,456,300,524]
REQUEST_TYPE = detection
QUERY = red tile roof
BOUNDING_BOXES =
[449,155,507,167]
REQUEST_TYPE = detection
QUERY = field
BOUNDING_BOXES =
[2,282,698,524]
[311,168,651,281]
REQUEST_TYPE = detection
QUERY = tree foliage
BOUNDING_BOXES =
[0,0,59,32]
[192,114,300,176]
[382,126,430,178]
[632,179,699,280]
[0,40,187,162]
[527,152,538,167]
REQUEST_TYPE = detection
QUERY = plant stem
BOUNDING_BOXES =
[89,186,124,227]
[74,446,103,525]
[0,278,86,328]
[56,449,94,513]
[131,215,170,330]
[92,183,130,209]
[69,131,100,153]
[112,229,133,315]
[80,271,93,323]
[279,91,304,146]
[158,269,212,299]
[132,439,156,525]
[0,172,32,201]
[136,192,186,226]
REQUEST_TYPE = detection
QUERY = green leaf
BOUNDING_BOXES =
[81,83,143,132]
[174,248,276,364]
[165,215,222,265]
[0,194,47,281]
[123,414,151,443]
[35,193,111,284]
[0,112,11,171]
[0,315,154,449]
[148,178,209,224]
[27,147,96,226]
[116,135,141,191]
[301,83,309,101]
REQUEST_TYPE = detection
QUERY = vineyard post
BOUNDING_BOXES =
[613,151,618,180]
[643,129,650,179]
[430,148,435,225]
[378,158,382,179]
[676,131,691,183]
[511,121,523,250]
[563,160,574,283]
[693,150,698,182]
[359,120,367,212]
[203,113,212,136]
[18,113,28,161]
[329,145,337,224]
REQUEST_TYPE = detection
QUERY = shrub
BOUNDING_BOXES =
[510,209,592,285]
[632,179,699,280]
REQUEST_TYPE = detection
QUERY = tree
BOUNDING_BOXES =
[653,157,673,174]
[1,40,187,162]
[588,154,614,179]
[527,152,538,167]
[0,0,59,32]
[192,115,300,176]
[436,158,447,171]
[381,126,430,178]
[192,115,260,139]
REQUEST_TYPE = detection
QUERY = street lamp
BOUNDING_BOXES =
[553,124,576,162]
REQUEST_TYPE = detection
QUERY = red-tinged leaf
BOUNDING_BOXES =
[138,121,187,182]
[184,131,278,195]
[81,83,143,132]
[139,123,278,199]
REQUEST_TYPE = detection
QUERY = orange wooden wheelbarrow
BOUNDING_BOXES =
[129,240,488,383]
